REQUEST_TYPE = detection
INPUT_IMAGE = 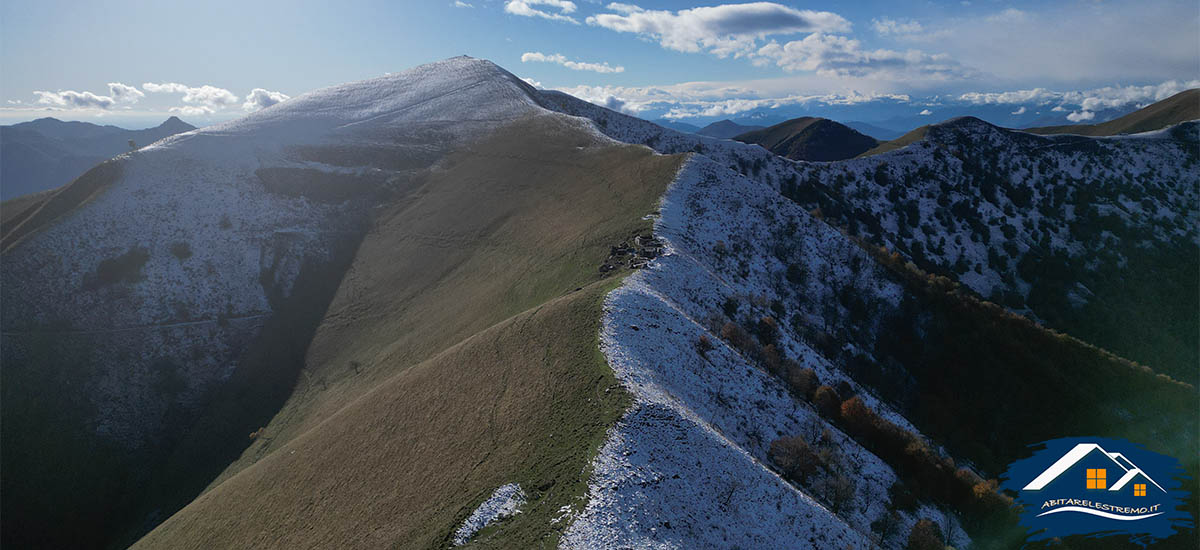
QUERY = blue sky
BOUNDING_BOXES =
[2,0,1196,128]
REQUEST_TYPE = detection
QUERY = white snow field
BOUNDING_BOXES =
[453,483,527,546]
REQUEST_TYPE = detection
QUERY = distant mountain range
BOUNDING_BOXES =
[733,117,879,161]
[0,116,195,200]
[635,88,1188,136]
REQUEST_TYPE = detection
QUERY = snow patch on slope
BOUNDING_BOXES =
[453,483,527,546]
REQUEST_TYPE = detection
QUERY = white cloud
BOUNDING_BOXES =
[169,105,215,117]
[919,109,933,115]
[958,87,1061,105]
[144,82,239,111]
[870,17,949,43]
[521,52,625,73]
[754,33,974,80]
[242,88,290,111]
[33,90,115,109]
[107,82,144,103]
[872,17,923,36]
[554,81,910,120]
[586,2,849,57]
[1066,110,1095,122]
[521,77,543,88]
[1011,106,1026,115]
[504,0,579,24]
[453,0,473,7]
[958,80,1200,111]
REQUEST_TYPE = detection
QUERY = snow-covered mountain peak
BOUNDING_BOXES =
[177,56,543,152]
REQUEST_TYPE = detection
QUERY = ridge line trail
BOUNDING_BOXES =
[0,313,269,335]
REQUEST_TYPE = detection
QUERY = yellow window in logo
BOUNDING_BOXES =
[1134,483,1146,496]
[1086,468,1107,489]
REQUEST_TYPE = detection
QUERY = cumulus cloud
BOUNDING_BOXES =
[919,109,933,115]
[242,88,290,111]
[33,90,116,109]
[107,82,144,103]
[754,33,974,80]
[870,17,948,43]
[958,79,1200,111]
[554,81,910,120]
[1066,110,1095,122]
[452,0,473,7]
[586,2,849,57]
[144,82,239,111]
[1011,106,1026,115]
[520,52,625,73]
[504,0,578,24]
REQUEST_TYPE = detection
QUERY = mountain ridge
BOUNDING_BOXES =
[3,57,1196,549]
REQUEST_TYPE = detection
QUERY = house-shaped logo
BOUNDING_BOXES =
[1001,437,1192,545]
[1022,443,1167,519]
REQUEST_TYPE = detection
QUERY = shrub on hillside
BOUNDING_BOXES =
[840,396,875,435]
[906,519,944,550]
[761,344,783,375]
[821,474,857,514]
[813,385,842,418]
[787,365,819,399]
[719,322,756,357]
[768,435,820,483]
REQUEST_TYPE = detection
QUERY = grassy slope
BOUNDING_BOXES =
[133,114,684,548]
[134,282,627,549]
[1027,88,1199,136]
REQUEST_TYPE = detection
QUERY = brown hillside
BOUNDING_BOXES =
[858,126,929,157]
[735,117,878,161]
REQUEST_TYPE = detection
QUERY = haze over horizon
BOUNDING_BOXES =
[2,0,1197,129]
